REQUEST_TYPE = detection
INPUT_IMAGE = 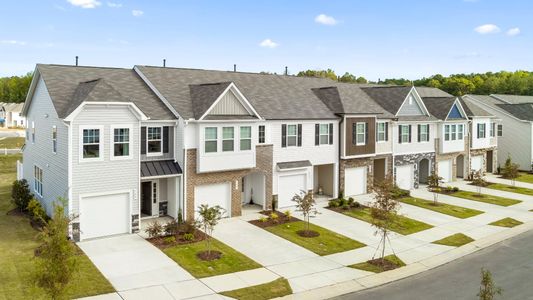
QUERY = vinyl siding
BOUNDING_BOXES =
[208,91,249,116]
[344,117,375,156]
[397,94,424,116]
[70,105,140,216]
[140,121,175,161]
[22,77,69,215]
[376,121,393,154]
[392,122,437,155]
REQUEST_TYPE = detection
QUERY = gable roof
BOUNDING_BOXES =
[360,86,413,114]
[459,96,493,118]
[30,64,175,120]
[135,66,341,120]
[496,103,533,121]
[189,82,233,119]
[421,97,459,120]
[0,102,24,113]
[415,86,453,98]
[491,94,533,104]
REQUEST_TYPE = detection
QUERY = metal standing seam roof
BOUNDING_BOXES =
[141,160,183,178]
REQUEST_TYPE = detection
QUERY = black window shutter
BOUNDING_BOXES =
[365,122,368,144]
[385,122,389,141]
[329,123,333,144]
[427,124,430,141]
[477,124,480,138]
[141,126,146,154]
[398,125,402,144]
[163,126,169,153]
[408,125,412,143]
[281,124,287,148]
[417,124,421,142]
[353,123,357,145]
[297,124,302,146]
[315,124,319,145]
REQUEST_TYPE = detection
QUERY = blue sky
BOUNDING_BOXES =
[1,0,532,80]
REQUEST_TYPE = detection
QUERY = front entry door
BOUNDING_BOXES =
[141,181,152,216]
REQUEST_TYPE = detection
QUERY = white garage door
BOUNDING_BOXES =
[395,165,413,190]
[80,192,130,241]
[278,174,306,208]
[345,167,367,196]
[194,183,231,217]
[438,160,452,183]
[471,156,483,172]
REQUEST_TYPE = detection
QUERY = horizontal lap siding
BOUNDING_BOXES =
[71,106,140,216]
[23,77,69,215]
[140,121,175,161]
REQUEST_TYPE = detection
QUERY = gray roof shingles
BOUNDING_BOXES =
[459,96,494,118]
[189,82,232,119]
[496,103,533,121]
[421,97,458,120]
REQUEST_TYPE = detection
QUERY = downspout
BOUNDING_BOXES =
[338,114,344,198]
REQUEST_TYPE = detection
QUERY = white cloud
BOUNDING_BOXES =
[315,14,338,26]
[259,39,279,48]
[67,0,101,9]
[0,40,27,46]
[132,9,144,17]
[474,24,501,34]
[507,27,520,36]
[107,2,122,8]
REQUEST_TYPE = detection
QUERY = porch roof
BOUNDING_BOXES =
[277,160,312,171]
[141,160,182,178]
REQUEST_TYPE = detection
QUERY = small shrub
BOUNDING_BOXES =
[180,220,197,235]
[12,179,33,211]
[259,216,268,223]
[351,201,361,208]
[27,198,48,225]
[183,233,194,241]
[164,219,179,236]
[391,186,410,199]
[163,236,176,244]
[284,210,292,219]
[269,212,279,223]
[328,199,339,208]
[177,208,184,225]
[338,197,347,207]
[453,187,459,192]
[342,204,350,210]
[145,221,163,238]
[348,197,355,206]
[338,189,345,200]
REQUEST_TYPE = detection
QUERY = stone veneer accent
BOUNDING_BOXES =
[435,152,464,181]
[131,214,140,233]
[469,147,497,176]
[394,152,436,189]
[339,154,393,194]
[186,145,273,220]
[71,222,80,242]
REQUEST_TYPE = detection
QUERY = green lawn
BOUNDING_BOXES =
[350,255,406,273]
[220,278,292,300]
[339,207,433,235]
[0,137,25,149]
[432,233,474,247]
[263,221,365,256]
[399,197,483,219]
[489,217,523,228]
[485,183,533,197]
[0,154,114,299]
[448,190,521,207]
[162,238,261,278]
[513,172,533,184]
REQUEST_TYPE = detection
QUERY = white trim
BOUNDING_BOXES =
[445,98,468,121]
[376,121,387,143]
[199,82,263,120]
[146,126,163,156]
[395,87,431,117]
[33,164,43,197]
[79,125,105,163]
[463,95,522,122]
[110,124,133,160]
[341,153,377,160]
[141,174,182,180]
[21,66,40,117]
[355,122,367,146]
[64,102,148,122]
[285,123,299,147]
[134,66,182,119]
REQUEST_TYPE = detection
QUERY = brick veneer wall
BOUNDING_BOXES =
[185,145,273,219]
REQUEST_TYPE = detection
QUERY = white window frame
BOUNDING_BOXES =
[204,127,218,153]
[240,126,252,151]
[356,122,366,146]
[33,165,43,197]
[79,125,104,162]
[110,125,133,160]
[52,126,57,154]
[419,124,429,142]
[286,124,298,147]
[319,124,330,145]
[222,126,235,152]
[258,125,265,144]
[450,124,457,141]
[377,122,387,142]
[458,124,464,140]
[146,126,163,156]
[400,125,410,144]
[489,122,495,137]
[31,121,35,144]
[478,123,486,139]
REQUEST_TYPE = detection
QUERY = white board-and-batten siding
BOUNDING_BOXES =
[70,105,140,217]
[208,91,250,116]
[22,77,69,215]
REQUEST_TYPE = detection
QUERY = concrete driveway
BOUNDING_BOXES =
[78,234,194,291]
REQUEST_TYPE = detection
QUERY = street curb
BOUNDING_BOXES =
[277,220,533,300]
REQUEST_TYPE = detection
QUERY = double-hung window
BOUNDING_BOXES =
[400,125,410,143]
[451,124,457,140]
[113,128,130,157]
[458,124,464,140]
[33,165,43,196]
[31,121,35,143]
[52,126,57,153]
[147,127,162,155]
[82,128,101,159]
[477,123,486,138]
[258,125,265,144]
[497,124,503,137]
[222,127,234,152]
[355,122,366,145]
[490,122,495,137]
[444,125,450,141]
[240,126,251,151]
[419,124,429,142]
[377,122,387,142]
[205,127,217,153]
[286,125,297,147]
[319,124,329,145]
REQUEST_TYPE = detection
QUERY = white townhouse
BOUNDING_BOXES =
[0,102,25,128]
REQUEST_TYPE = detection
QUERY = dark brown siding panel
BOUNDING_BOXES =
[345,117,376,156]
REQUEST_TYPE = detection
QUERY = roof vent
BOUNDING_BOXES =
[233,64,237,72]
[75,56,79,66]
[163,59,166,68]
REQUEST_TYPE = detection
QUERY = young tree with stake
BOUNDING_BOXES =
[196,204,225,259]
[292,190,318,236]
[427,170,443,205]
[501,155,520,186]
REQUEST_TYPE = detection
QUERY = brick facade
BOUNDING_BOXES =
[339,154,393,194]
[185,145,273,219]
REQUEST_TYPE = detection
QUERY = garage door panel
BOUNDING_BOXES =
[194,183,231,217]
[471,156,483,172]
[345,167,367,196]
[278,174,306,208]
[81,193,130,241]
[396,165,413,190]
[438,160,452,183]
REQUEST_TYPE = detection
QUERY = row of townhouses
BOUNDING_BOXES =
[0,102,25,128]
[20,64,499,241]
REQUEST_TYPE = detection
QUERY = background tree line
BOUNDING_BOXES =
[0,72,33,103]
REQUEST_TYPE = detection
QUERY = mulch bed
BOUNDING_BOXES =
[367,257,402,272]
[148,231,207,249]
[196,250,222,261]
[296,230,320,238]
[326,204,368,213]
[248,210,300,228]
